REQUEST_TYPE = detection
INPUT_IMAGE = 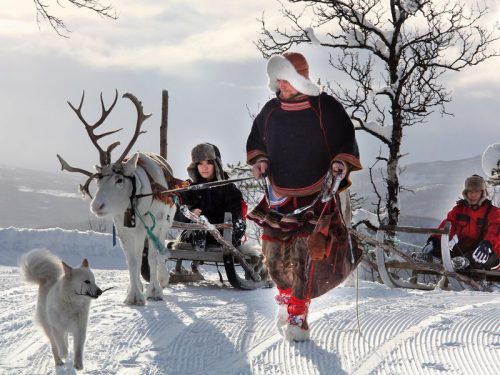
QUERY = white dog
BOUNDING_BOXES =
[20,249,102,370]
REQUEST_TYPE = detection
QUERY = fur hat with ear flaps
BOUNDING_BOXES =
[267,52,321,96]
[187,143,227,183]
[462,174,488,204]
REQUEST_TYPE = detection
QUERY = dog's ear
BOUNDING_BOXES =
[81,259,89,268]
[62,261,73,279]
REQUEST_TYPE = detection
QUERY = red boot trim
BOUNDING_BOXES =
[287,295,310,316]
[277,287,292,296]
[275,288,292,305]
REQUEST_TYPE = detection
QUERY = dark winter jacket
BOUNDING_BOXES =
[177,182,247,246]
[246,93,362,198]
[431,199,500,258]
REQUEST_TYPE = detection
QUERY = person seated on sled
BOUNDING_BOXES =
[422,174,500,271]
[246,52,362,342]
[173,143,247,261]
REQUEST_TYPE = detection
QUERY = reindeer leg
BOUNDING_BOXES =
[119,230,146,306]
[145,238,164,301]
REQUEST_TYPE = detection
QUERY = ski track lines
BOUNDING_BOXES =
[351,297,500,375]
[0,274,54,375]
[2,266,500,375]
[214,296,365,375]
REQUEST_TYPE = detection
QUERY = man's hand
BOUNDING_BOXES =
[331,161,347,180]
[251,159,269,179]
[191,208,202,217]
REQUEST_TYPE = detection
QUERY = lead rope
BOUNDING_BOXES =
[134,207,169,256]
[356,266,361,333]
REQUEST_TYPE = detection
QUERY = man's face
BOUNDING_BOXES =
[277,79,299,100]
[466,189,483,205]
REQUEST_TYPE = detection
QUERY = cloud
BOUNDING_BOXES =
[0,0,279,76]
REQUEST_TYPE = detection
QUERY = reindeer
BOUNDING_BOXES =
[57,90,177,306]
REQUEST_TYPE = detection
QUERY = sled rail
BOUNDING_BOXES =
[375,222,463,291]
[379,225,450,235]
[166,211,272,290]
[171,222,232,230]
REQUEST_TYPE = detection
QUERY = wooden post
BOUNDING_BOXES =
[160,90,169,158]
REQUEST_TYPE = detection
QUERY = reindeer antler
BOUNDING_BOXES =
[67,89,122,166]
[114,93,151,165]
[58,91,151,196]
[56,154,99,198]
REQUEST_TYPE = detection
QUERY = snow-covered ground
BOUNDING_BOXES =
[0,228,499,375]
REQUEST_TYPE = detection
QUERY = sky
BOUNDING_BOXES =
[1,227,499,374]
[0,0,499,179]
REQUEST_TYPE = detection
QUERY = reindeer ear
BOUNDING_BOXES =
[95,165,102,173]
[81,258,89,268]
[62,261,73,279]
[122,153,140,176]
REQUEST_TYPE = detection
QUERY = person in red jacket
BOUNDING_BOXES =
[424,175,500,271]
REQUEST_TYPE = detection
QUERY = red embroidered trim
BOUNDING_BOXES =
[280,100,312,111]
[247,150,267,163]
[334,153,362,170]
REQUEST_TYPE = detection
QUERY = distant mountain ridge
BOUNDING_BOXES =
[0,165,103,230]
[0,156,485,230]
[350,155,484,221]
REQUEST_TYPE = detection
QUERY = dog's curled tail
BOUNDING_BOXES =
[20,249,62,286]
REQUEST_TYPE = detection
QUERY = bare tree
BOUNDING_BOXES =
[257,0,500,227]
[33,0,117,37]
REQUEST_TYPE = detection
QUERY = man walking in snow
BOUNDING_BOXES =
[246,52,362,341]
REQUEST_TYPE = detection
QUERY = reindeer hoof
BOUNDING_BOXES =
[147,296,163,301]
[124,294,146,306]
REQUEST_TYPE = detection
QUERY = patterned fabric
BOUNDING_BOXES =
[261,211,362,300]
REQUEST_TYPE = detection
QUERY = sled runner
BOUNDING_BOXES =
[141,210,273,290]
[370,222,499,292]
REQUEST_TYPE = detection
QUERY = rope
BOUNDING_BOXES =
[355,267,361,334]
[134,207,169,256]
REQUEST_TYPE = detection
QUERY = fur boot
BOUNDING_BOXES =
[283,296,310,342]
[274,288,291,335]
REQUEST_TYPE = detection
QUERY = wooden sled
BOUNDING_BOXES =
[372,222,499,292]
[146,211,273,290]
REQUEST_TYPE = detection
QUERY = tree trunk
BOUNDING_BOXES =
[386,110,403,227]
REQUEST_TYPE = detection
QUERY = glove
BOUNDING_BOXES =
[422,237,439,254]
[422,240,434,254]
[472,240,492,265]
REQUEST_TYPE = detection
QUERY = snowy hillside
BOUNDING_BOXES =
[350,155,485,220]
[0,228,499,375]
[0,165,106,230]
[0,156,485,230]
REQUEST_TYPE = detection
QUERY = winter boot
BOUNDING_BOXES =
[275,288,291,335]
[283,296,310,342]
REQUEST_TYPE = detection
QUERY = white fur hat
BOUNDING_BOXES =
[267,52,321,96]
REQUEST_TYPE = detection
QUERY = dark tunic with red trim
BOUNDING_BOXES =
[247,92,361,198]
[246,93,361,236]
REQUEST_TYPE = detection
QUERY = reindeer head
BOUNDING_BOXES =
[57,91,151,217]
